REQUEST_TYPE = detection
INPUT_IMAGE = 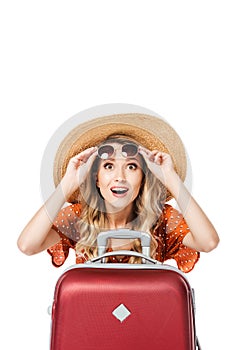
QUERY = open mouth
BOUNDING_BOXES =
[110,187,129,195]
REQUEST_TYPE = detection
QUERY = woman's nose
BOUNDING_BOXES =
[115,176,125,182]
[114,166,126,182]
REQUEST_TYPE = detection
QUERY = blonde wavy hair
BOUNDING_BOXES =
[75,136,167,263]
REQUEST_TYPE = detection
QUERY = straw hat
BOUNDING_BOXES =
[53,113,187,203]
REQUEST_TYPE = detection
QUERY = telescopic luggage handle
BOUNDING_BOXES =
[97,229,151,263]
[88,250,158,264]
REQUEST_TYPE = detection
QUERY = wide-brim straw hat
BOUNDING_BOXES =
[53,113,187,203]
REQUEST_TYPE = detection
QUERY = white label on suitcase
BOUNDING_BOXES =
[112,303,131,323]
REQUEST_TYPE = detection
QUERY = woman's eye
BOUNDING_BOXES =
[104,163,114,170]
[127,163,137,170]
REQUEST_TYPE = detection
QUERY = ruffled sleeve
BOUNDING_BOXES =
[47,203,81,267]
[155,204,200,273]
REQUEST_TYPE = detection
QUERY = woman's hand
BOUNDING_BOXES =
[138,146,176,187]
[61,147,98,199]
[18,146,98,256]
[139,146,219,252]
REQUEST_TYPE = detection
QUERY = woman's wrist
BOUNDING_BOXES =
[60,177,77,202]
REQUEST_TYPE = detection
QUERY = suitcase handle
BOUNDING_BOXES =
[97,229,151,259]
[87,250,159,265]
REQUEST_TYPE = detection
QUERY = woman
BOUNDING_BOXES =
[17,113,219,272]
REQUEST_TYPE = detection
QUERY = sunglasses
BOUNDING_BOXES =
[98,143,139,159]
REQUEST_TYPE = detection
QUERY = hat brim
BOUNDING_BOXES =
[54,113,187,203]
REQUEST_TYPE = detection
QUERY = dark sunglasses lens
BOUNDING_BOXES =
[122,144,138,157]
[98,145,114,159]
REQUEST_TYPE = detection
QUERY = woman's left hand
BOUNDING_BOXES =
[138,147,176,186]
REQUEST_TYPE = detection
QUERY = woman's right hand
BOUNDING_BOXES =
[60,147,98,199]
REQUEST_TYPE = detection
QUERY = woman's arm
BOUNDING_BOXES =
[139,147,220,252]
[164,171,219,252]
[17,147,97,255]
[17,183,68,255]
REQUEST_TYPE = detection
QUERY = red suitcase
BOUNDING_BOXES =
[49,229,201,350]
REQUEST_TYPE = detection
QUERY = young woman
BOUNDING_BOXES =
[17,113,219,272]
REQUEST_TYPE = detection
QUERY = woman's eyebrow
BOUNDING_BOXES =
[100,157,115,162]
[100,157,141,163]
[126,157,143,165]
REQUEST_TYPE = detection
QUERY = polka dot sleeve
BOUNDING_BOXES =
[47,204,81,267]
[156,204,200,273]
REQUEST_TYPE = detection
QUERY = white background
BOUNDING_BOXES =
[1,1,233,349]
